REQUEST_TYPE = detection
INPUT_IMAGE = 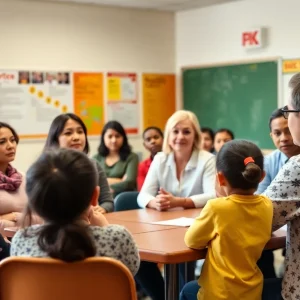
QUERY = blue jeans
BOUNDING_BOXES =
[180,280,199,300]
[180,278,283,300]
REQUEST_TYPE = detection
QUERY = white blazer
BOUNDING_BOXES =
[137,150,216,208]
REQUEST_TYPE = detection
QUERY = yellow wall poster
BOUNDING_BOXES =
[142,74,176,131]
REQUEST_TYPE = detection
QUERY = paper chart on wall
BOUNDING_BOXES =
[0,70,104,138]
[106,72,139,134]
[0,70,72,138]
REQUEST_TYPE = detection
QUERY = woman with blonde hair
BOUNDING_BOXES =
[135,110,216,300]
[138,110,216,210]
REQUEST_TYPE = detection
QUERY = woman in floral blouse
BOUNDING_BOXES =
[262,73,300,300]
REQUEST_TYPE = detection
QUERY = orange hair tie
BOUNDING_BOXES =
[244,157,255,166]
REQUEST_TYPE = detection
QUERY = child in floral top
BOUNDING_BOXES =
[11,148,140,275]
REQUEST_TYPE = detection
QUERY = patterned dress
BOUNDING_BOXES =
[10,224,140,275]
[263,155,300,300]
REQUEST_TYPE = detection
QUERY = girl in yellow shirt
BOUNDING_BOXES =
[181,140,273,300]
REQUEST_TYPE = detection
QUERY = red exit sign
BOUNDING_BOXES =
[242,28,263,49]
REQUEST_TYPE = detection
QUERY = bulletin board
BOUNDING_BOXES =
[0,70,104,138]
[0,70,177,139]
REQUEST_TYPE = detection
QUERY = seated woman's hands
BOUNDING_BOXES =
[0,213,17,222]
[0,213,19,237]
[147,188,180,211]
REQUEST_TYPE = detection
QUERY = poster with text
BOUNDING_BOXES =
[0,70,72,138]
[107,72,139,134]
[282,59,300,108]
[73,73,104,136]
[0,70,104,139]
[142,74,176,130]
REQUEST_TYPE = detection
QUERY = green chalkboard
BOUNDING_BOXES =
[183,61,278,149]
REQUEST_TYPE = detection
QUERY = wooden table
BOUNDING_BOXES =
[131,227,287,264]
[106,209,286,262]
[106,208,202,223]
[4,208,287,300]
[107,209,286,300]
[104,219,177,234]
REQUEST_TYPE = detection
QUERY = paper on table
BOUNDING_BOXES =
[280,225,287,231]
[151,217,195,227]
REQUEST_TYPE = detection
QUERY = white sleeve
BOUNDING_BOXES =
[190,156,216,207]
[137,154,160,208]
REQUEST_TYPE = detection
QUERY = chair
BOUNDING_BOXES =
[0,257,137,300]
[114,191,140,212]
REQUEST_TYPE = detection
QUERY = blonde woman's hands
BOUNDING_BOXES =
[147,197,170,211]
[147,188,178,211]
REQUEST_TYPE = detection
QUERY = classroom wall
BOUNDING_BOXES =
[176,0,300,107]
[0,0,175,171]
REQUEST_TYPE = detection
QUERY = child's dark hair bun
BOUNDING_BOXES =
[216,140,264,190]
[242,163,262,183]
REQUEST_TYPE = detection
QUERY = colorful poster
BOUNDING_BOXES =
[73,73,104,136]
[282,59,300,109]
[0,70,104,138]
[0,70,72,139]
[282,59,300,73]
[107,72,139,134]
[142,74,176,130]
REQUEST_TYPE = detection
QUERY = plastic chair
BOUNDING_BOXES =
[114,191,140,212]
[0,257,137,300]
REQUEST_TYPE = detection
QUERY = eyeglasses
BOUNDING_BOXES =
[281,105,300,119]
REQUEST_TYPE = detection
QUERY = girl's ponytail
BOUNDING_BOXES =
[242,157,262,184]
[38,222,95,262]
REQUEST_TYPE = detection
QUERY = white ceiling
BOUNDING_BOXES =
[20,0,241,11]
